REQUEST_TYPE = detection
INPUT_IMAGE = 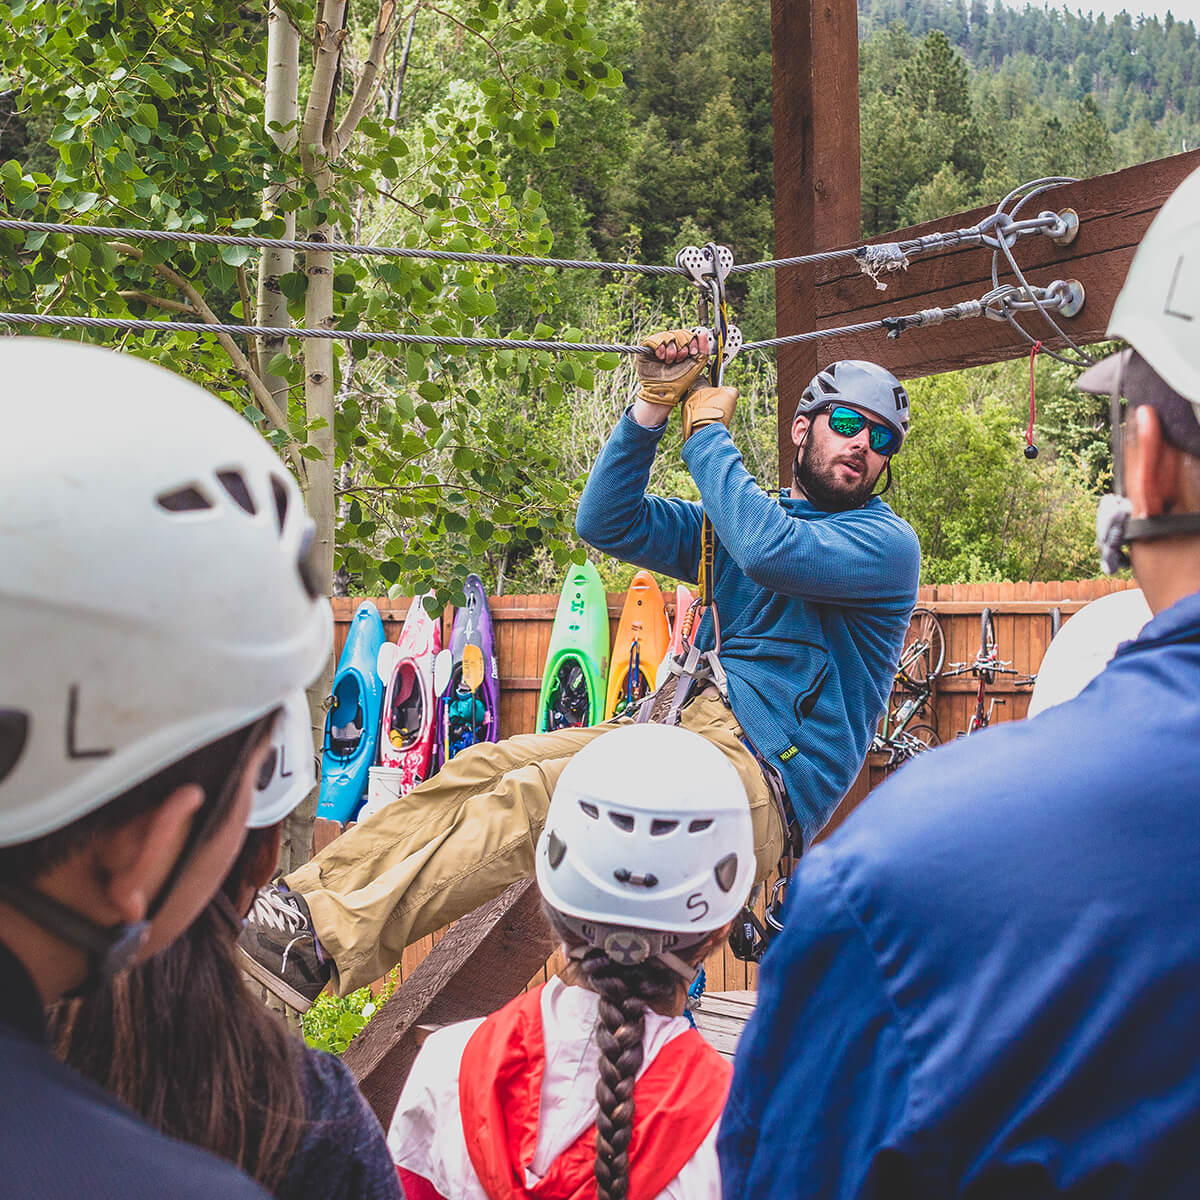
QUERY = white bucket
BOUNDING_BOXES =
[359,765,408,822]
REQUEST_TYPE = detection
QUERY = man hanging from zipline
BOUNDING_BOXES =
[240,328,921,1008]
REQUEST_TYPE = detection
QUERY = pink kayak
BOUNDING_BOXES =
[377,594,441,791]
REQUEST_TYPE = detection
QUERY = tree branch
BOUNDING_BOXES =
[110,241,305,479]
[332,0,402,157]
[423,3,516,99]
[236,264,263,379]
[117,289,196,315]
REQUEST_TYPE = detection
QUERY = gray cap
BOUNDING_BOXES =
[1077,348,1200,458]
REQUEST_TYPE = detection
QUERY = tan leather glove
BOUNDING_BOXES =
[635,329,710,410]
[683,385,738,440]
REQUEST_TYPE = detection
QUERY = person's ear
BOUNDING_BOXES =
[1126,405,1179,520]
[249,825,283,892]
[791,414,810,449]
[98,785,204,925]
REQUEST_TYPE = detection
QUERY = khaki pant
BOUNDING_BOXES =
[284,692,785,993]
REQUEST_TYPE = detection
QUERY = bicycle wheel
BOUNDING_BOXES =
[907,723,940,749]
[897,607,946,686]
[979,607,998,684]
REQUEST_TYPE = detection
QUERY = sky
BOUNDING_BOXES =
[998,0,1200,20]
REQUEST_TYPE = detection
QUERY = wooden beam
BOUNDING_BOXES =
[772,0,862,484]
[342,877,556,1122]
[811,149,1200,379]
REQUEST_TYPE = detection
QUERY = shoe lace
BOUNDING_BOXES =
[248,886,309,936]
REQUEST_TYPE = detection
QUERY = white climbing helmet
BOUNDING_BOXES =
[0,339,332,847]
[248,690,317,829]
[1103,164,1200,407]
[536,724,755,938]
[795,359,911,448]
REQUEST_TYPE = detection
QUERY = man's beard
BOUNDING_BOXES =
[793,438,881,512]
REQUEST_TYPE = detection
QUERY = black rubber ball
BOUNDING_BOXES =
[1024,444,1039,460]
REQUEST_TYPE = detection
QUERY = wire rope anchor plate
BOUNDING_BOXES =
[1046,208,1079,247]
[1053,278,1086,318]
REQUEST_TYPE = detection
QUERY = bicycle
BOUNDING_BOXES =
[943,608,1038,735]
[872,607,945,767]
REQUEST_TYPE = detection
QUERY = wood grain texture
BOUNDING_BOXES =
[343,877,555,1122]
[772,0,862,483]
[811,149,1200,377]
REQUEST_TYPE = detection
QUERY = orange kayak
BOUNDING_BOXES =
[605,570,670,718]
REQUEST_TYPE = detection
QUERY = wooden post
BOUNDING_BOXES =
[342,877,556,1121]
[772,0,862,484]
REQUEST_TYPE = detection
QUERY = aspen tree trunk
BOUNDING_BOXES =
[256,2,300,413]
[283,1,399,867]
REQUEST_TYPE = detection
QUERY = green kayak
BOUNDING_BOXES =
[536,558,611,732]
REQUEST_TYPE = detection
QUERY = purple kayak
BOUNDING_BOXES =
[434,573,500,766]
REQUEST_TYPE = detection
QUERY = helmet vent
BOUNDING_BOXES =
[650,819,678,836]
[217,470,256,516]
[0,708,29,783]
[579,801,599,819]
[547,830,567,869]
[714,853,739,893]
[255,746,280,792]
[817,374,838,394]
[297,526,323,600]
[270,474,290,534]
[688,818,713,833]
[156,484,213,513]
[609,812,635,832]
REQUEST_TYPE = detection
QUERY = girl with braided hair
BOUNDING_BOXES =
[388,723,755,1200]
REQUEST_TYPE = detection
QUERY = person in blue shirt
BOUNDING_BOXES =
[720,167,1200,1199]
[241,330,920,1006]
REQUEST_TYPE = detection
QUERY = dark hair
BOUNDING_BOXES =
[546,908,703,1200]
[49,826,307,1192]
[0,714,273,885]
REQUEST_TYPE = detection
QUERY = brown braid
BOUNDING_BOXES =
[546,908,695,1200]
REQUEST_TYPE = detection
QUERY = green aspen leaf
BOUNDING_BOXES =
[219,244,252,267]
[136,102,159,131]
[90,241,118,271]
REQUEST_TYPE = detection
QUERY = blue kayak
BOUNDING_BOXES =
[317,600,386,823]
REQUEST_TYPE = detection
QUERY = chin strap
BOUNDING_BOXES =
[1126,513,1200,541]
[0,879,149,980]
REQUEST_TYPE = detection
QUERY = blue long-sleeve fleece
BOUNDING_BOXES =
[575,412,920,844]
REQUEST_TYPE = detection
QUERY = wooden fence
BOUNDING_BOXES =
[331,577,1135,993]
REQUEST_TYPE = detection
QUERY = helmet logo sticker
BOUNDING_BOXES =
[66,685,113,761]
[603,930,651,965]
[1164,254,1196,323]
[0,709,30,784]
[893,385,908,410]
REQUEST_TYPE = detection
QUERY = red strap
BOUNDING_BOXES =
[461,984,731,1200]
[1027,340,1042,451]
[397,1165,449,1200]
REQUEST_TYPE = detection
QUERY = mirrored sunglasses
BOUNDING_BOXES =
[825,405,900,456]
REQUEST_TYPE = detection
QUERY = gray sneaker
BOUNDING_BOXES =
[238,884,331,1013]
